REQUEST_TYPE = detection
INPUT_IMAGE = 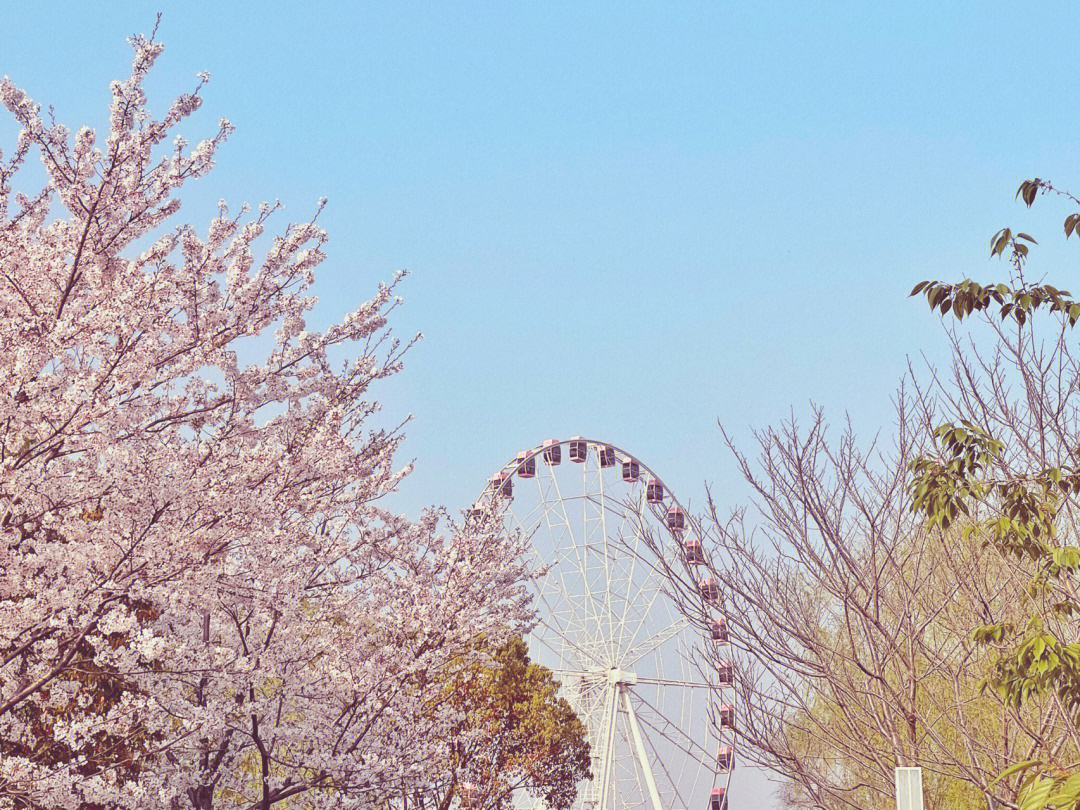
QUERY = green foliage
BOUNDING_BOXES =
[1006,770,1080,810]
[911,177,1080,809]
[909,278,1080,327]
[771,520,1074,810]
[907,419,1080,561]
[443,637,591,810]
[908,421,1001,529]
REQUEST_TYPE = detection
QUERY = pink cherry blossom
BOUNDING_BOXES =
[0,28,532,809]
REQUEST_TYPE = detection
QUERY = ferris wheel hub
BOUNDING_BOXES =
[606,667,638,687]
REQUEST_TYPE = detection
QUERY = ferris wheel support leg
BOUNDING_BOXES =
[623,689,665,810]
[596,683,621,810]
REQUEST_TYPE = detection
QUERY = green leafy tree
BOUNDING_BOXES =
[910,179,1080,809]
[425,636,591,810]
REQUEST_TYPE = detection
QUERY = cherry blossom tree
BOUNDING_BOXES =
[0,25,532,810]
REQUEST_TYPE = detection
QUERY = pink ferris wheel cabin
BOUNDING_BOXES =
[717,659,734,686]
[698,577,719,603]
[716,745,734,771]
[718,703,735,729]
[684,538,704,565]
[597,444,616,467]
[487,472,512,499]
[569,436,588,462]
[542,438,561,466]
[709,787,728,810]
[621,456,640,482]
[646,478,663,503]
[515,449,536,478]
[666,504,686,533]
[710,617,728,643]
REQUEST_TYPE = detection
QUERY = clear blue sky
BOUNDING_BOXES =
[5,2,1080,805]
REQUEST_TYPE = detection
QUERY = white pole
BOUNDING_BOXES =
[623,689,665,810]
[596,683,621,810]
[895,767,924,810]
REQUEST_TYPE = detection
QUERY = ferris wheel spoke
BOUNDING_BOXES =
[586,488,660,661]
[622,620,692,670]
[616,507,701,668]
[533,472,601,658]
[527,527,592,657]
[608,500,643,660]
[545,475,601,648]
[623,515,681,663]
[549,464,610,662]
[631,688,716,762]
[632,693,698,810]
[532,603,608,670]
[591,463,617,669]
[617,571,676,665]
[634,676,715,689]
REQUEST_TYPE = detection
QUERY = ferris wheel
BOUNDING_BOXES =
[473,437,735,810]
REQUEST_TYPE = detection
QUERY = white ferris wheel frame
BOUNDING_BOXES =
[476,437,735,810]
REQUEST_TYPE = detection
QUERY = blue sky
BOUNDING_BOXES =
[4,2,1080,804]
